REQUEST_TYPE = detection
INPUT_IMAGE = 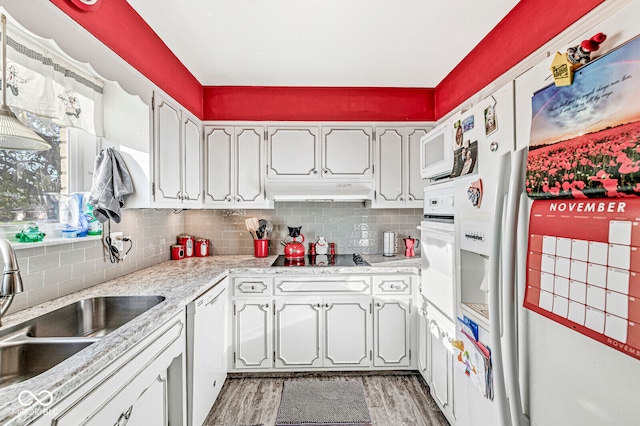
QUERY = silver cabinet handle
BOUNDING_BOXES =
[115,405,133,426]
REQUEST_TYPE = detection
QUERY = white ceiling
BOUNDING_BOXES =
[126,0,519,87]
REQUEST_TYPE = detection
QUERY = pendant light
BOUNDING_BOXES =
[0,14,51,151]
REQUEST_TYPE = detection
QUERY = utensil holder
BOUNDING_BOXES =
[254,239,269,258]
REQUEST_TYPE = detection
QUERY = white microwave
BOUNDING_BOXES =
[420,122,453,180]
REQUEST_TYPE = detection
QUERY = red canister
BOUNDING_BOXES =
[171,245,185,260]
[195,238,210,257]
[177,235,195,257]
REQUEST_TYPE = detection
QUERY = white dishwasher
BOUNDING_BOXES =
[187,277,228,426]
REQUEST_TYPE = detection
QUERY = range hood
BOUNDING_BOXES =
[266,181,374,202]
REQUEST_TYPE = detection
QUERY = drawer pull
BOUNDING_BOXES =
[115,405,133,426]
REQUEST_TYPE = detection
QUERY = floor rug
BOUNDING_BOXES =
[276,380,372,426]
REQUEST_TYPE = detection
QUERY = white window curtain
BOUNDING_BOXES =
[1,18,104,136]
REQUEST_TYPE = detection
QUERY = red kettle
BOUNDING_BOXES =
[284,234,305,259]
[284,226,305,259]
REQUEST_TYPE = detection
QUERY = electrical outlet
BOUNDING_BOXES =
[110,232,124,252]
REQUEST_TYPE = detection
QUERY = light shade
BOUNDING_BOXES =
[0,104,51,151]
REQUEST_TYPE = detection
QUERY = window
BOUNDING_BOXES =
[0,108,96,236]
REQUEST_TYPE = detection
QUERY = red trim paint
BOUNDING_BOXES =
[435,0,605,118]
[49,0,203,117]
[202,86,435,122]
[50,0,604,121]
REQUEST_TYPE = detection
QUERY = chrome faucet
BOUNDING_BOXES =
[0,237,23,326]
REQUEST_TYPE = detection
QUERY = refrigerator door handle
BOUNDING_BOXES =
[502,147,530,426]
[489,151,512,426]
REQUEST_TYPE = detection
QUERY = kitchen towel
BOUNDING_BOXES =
[89,147,134,223]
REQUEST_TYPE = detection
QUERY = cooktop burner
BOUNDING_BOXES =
[271,254,369,267]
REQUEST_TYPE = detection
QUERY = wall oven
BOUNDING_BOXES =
[418,181,456,321]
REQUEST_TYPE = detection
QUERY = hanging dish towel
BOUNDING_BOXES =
[88,147,134,223]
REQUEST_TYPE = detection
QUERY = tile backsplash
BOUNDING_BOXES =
[184,202,423,256]
[7,202,421,315]
[8,209,183,315]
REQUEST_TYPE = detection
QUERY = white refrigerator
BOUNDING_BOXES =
[445,2,640,425]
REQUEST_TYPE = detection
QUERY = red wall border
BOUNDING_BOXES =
[50,0,604,121]
[202,86,435,122]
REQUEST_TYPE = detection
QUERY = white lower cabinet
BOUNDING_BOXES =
[274,298,371,369]
[275,299,323,367]
[428,315,456,425]
[323,299,370,367]
[417,306,430,383]
[233,299,273,369]
[49,314,186,426]
[373,298,412,367]
[230,273,416,373]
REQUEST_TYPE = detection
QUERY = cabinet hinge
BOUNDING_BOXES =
[233,304,236,315]
[273,305,276,315]
[233,352,236,363]
[409,349,412,361]
[369,303,372,315]
[152,182,155,196]
[273,351,276,362]
[373,130,376,140]
[151,95,155,110]
[264,130,268,140]
[369,350,372,360]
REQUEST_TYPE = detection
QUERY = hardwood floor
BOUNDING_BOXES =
[203,373,449,426]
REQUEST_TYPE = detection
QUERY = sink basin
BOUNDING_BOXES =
[0,340,94,388]
[17,295,166,338]
[0,295,165,388]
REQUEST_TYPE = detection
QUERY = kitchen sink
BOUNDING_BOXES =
[0,295,165,388]
[21,296,166,338]
[0,340,95,388]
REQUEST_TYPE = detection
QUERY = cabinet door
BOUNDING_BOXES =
[373,298,411,367]
[322,127,373,178]
[204,126,234,204]
[234,300,272,369]
[324,300,371,367]
[429,318,455,423]
[275,300,322,368]
[154,96,182,203]
[267,127,319,178]
[54,317,185,426]
[236,127,266,204]
[376,128,404,204]
[407,128,429,203]
[182,113,202,204]
[417,310,429,383]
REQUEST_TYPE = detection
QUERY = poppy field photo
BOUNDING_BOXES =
[527,120,640,198]
[527,36,640,199]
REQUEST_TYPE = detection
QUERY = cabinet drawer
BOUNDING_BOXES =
[373,275,413,295]
[233,276,273,296]
[274,276,371,295]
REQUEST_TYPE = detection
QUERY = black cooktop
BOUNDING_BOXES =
[271,254,369,267]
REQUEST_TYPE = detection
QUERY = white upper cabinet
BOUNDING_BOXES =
[370,126,431,208]
[204,125,272,208]
[267,125,373,180]
[267,126,320,178]
[321,127,373,179]
[153,92,202,206]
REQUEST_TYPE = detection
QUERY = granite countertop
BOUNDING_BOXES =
[0,255,420,425]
